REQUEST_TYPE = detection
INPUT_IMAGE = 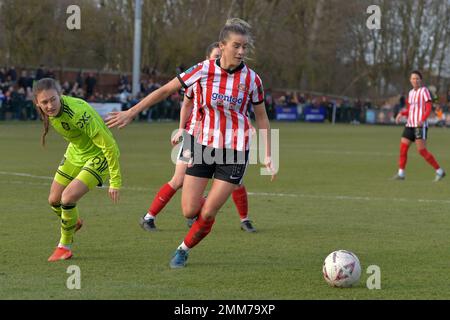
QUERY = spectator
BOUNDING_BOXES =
[62,81,72,95]
[18,70,29,90]
[23,87,36,120]
[265,89,275,120]
[8,66,17,83]
[10,86,25,119]
[320,96,332,122]
[118,87,131,111]
[85,72,97,98]
[76,70,84,88]
[0,89,5,120]
[36,65,45,80]
[147,77,161,94]
[364,98,373,110]
[352,99,362,124]
[140,79,147,94]
[26,71,34,89]
[3,86,13,119]
[119,74,129,87]
[399,93,406,108]
[341,99,352,123]
[105,93,118,103]
[333,99,344,122]
[71,85,84,99]
[435,104,445,127]
[381,100,392,110]
[0,67,6,83]
[45,68,55,79]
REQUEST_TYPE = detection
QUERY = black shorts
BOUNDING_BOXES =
[402,127,428,141]
[184,139,249,185]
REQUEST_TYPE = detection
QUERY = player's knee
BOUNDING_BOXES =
[61,190,78,205]
[48,194,61,207]
[182,207,196,218]
[169,177,183,190]
[200,205,218,220]
[201,213,215,222]
[182,204,199,218]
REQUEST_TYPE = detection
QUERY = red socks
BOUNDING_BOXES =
[419,149,440,170]
[399,143,409,170]
[399,143,440,171]
[148,183,177,216]
[184,215,215,249]
[232,185,248,220]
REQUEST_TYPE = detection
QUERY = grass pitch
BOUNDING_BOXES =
[1,121,450,299]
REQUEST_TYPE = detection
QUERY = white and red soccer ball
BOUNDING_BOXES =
[323,250,361,288]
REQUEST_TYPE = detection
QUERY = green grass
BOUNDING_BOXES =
[1,121,450,299]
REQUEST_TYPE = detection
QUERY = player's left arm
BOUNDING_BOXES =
[419,89,433,126]
[251,73,275,181]
[75,106,122,203]
[91,131,122,203]
[253,102,276,181]
[419,101,433,125]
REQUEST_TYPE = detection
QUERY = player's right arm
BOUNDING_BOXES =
[106,62,205,129]
[106,77,182,129]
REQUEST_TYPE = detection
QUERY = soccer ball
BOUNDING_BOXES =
[322,250,361,288]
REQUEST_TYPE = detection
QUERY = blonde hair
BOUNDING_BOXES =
[219,18,253,47]
[32,78,61,146]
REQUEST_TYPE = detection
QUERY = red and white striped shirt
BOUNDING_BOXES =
[406,87,432,127]
[178,59,264,151]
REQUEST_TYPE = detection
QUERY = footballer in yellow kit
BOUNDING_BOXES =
[33,78,122,262]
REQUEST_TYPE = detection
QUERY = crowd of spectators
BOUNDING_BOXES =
[0,65,182,122]
[1,65,449,125]
[114,75,182,122]
[0,66,37,120]
[272,91,375,124]
[273,90,450,125]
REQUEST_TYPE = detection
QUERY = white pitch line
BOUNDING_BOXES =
[0,180,50,187]
[0,171,53,180]
[247,192,450,205]
[297,149,397,157]
[0,172,151,192]
[1,171,450,205]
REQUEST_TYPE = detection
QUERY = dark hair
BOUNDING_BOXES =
[219,18,253,46]
[32,78,61,146]
[205,42,220,59]
[411,70,423,80]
